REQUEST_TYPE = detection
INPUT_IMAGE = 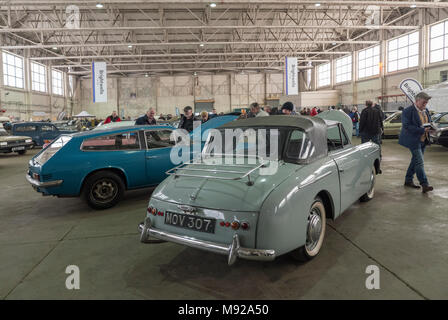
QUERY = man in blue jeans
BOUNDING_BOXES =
[398,92,434,193]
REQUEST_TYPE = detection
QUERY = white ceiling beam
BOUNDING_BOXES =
[69,66,317,75]
[1,1,447,9]
[30,50,351,61]
[0,25,420,33]
[1,40,379,50]
[52,58,330,68]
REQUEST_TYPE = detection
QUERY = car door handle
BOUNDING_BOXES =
[339,169,344,173]
[146,156,157,159]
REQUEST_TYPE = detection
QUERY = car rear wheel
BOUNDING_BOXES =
[17,150,26,155]
[82,171,125,210]
[290,197,326,262]
[360,166,376,202]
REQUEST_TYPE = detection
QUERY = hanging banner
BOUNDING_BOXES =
[399,78,423,104]
[92,61,107,103]
[285,57,298,95]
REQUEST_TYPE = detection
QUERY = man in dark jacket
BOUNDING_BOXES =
[398,92,434,193]
[135,108,157,125]
[359,100,382,145]
[178,106,197,133]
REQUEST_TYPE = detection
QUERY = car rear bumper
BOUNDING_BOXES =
[138,217,275,266]
[26,173,63,188]
[0,142,33,153]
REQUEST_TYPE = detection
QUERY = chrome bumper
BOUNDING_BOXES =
[26,174,63,188]
[138,218,275,266]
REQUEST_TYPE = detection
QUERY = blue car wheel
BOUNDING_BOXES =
[82,171,125,210]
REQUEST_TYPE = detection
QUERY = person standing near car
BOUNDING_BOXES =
[359,100,382,145]
[349,106,360,137]
[136,108,157,125]
[104,111,121,124]
[178,106,197,133]
[374,103,385,143]
[281,102,294,115]
[399,92,434,193]
[200,111,209,123]
[249,102,269,117]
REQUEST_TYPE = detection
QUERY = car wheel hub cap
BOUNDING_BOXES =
[306,208,322,251]
[93,180,116,201]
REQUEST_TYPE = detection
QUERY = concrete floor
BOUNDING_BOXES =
[0,138,447,300]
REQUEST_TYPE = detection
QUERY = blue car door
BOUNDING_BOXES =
[80,130,147,188]
[143,129,176,184]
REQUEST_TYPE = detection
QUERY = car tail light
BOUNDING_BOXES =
[219,220,249,231]
[157,211,164,216]
[147,207,157,216]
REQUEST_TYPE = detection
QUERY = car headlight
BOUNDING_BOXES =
[0,142,7,146]
[25,139,32,143]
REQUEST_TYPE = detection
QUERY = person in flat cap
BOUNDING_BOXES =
[281,101,295,115]
[399,91,435,193]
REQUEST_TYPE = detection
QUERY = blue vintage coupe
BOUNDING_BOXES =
[26,115,237,209]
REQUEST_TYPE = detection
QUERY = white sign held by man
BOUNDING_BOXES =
[92,61,107,103]
[285,57,298,95]
[399,78,423,104]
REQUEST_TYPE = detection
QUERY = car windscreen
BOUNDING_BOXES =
[202,127,282,161]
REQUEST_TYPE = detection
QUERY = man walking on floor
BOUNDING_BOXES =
[399,92,434,193]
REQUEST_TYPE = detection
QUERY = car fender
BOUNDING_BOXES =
[78,166,130,194]
[256,159,340,256]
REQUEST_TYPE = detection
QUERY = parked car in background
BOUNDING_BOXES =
[382,111,402,137]
[94,120,135,130]
[11,122,76,147]
[0,127,34,155]
[53,120,79,132]
[383,111,397,120]
[430,112,448,148]
[139,111,381,265]
[26,115,238,209]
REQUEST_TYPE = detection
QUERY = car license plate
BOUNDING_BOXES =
[12,146,25,151]
[164,211,215,234]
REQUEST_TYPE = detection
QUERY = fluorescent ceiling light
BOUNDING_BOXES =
[96,3,104,8]
[315,3,321,7]
[210,3,217,8]
[199,43,205,47]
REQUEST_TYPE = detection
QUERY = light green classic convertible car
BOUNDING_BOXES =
[139,111,381,265]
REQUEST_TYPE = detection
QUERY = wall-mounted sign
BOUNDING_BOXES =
[285,57,298,95]
[399,78,423,104]
[92,61,107,103]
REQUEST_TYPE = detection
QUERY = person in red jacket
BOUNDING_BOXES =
[310,107,318,116]
[104,111,121,124]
